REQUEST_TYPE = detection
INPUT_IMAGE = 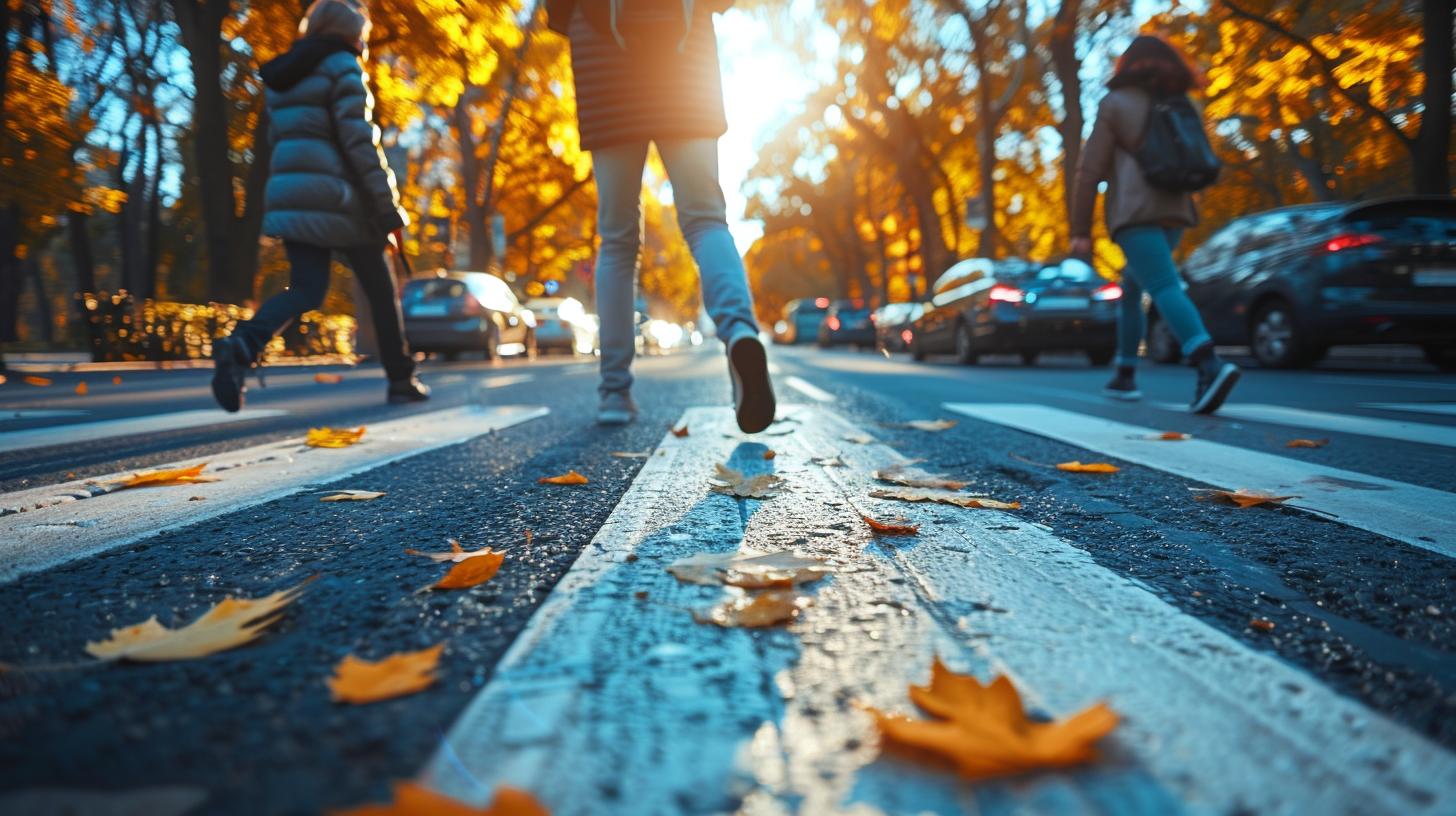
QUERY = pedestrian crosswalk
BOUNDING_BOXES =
[944,402,1456,558]
[0,408,290,455]
[1151,401,1456,448]
[421,405,1456,814]
[0,404,547,583]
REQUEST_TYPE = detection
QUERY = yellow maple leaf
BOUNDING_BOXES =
[1191,488,1296,508]
[869,487,1020,510]
[1285,438,1329,449]
[863,515,920,536]
[115,463,219,489]
[667,551,830,589]
[307,426,366,448]
[407,540,505,589]
[537,470,588,485]
[1056,461,1120,474]
[328,644,444,704]
[314,372,345,384]
[694,591,809,628]
[873,464,969,490]
[709,463,784,498]
[75,381,88,396]
[332,781,550,816]
[85,579,311,662]
[866,657,1119,779]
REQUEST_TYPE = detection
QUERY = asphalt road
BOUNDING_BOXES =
[1,343,1453,814]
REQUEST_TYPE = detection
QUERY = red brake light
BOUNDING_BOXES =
[1324,233,1383,253]
[988,284,1025,303]
[814,297,830,308]
[1093,282,1123,301]
[901,329,913,343]
[827,316,841,331]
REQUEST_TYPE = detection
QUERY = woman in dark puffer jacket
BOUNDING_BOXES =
[211,0,427,412]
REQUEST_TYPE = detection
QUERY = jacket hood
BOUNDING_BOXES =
[260,37,359,91]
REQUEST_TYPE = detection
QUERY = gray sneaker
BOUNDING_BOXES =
[596,391,638,425]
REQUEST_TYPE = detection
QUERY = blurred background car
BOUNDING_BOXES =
[817,299,875,348]
[873,302,925,352]
[1153,196,1456,369]
[525,296,597,355]
[402,270,536,361]
[910,257,1118,365]
[773,297,829,344]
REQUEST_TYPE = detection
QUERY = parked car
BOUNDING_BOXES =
[1157,196,1456,369]
[525,296,596,354]
[818,299,876,348]
[874,302,925,352]
[773,297,829,344]
[402,270,536,360]
[909,257,1118,365]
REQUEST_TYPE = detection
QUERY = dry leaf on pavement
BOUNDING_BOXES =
[865,657,1118,779]
[307,426,366,448]
[883,419,957,432]
[863,515,920,536]
[1285,438,1329,449]
[709,463,784,498]
[873,463,969,491]
[1149,431,1191,441]
[843,433,876,445]
[85,579,311,662]
[114,463,219,490]
[667,551,831,589]
[670,425,690,437]
[407,540,505,589]
[813,456,846,467]
[314,372,344,384]
[332,781,550,816]
[24,375,51,386]
[610,451,652,459]
[1249,618,1276,632]
[320,490,386,502]
[1191,488,1296,508]
[763,450,776,460]
[870,487,1020,510]
[538,470,588,485]
[694,590,810,628]
[1056,461,1120,474]
[75,381,88,396]
[328,643,444,704]
[112,375,123,385]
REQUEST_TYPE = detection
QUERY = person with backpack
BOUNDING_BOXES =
[1070,34,1239,415]
[546,0,776,432]
[210,0,429,412]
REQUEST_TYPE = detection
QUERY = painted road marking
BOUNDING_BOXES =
[0,404,547,583]
[422,405,1455,814]
[783,375,833,402]
[1314,376,1456,392]
[0,410,90,423]
[944,402,1456,558]
[0,408,289,455]
[479,373,534,388]
[1148,402,1456,448]
[1360,402,1456,418]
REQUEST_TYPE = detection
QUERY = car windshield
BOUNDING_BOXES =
[1034,262,1096,283]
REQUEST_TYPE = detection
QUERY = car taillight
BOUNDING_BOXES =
[901,329,913,343]
[1324,233,1383,253]
[460,295,484,315]
[827,316,841,331]
[988,284,1025,303]
[1092,282,1123,301]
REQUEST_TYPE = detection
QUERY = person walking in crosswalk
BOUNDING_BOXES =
[210,0,429,413]
[547,0,776,433]
[1070,34,1240,415]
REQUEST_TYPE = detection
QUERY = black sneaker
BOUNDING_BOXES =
[1102,367,1142,401]
[1190,357,1240,414]
[211,336,251,413]
[728,333,776,434]
[387,377,431,404]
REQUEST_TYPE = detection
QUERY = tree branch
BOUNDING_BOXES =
[507,174,589,242]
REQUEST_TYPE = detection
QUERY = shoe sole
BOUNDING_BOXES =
[387,393,431,404]
[730,336,776,434]
[1102,388,1142,401]
[596,411,634,426]
[1190,364,1241,414]
[211,343,244,413]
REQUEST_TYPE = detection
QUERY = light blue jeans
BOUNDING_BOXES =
[1113,224,1212,367]
[591,138,758,396]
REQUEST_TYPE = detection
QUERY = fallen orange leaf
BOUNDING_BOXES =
[694,591,809,628]
[328,644,444,704]
[1191,488,1296,508]
[863,515,920,536]
[1285,438,1329,449]
[667,550,831,589]
[709,463,784,498]
[320,490,386,502]
[670,424,690,437]
[865,657,1119,779]
[873,463,969,491]
[112,375,123,385]
[24,375,52,386]
[1153,431,1191,441]
[538,470,588,485]
[884,419,957,432]
[114,463,219,490]
[85,579,311,662]
[1250,618,1276,632]
[407,540,506,589]
[307,426,366,448]
[315,372,344,384]
[870,487,1019,510]
[75,381,88,396]
[332,781,550,816]
[1056,461,1119,474]
[763,450,776,460]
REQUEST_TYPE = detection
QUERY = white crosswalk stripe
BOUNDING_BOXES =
[1148,402,1456,448]
[0,408,289,455]
[1360,402,1456,417]
[0,404,547,583]
[422,405,1455,815]
[944,402,1456,558]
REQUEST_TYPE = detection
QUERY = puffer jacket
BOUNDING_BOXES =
[259,37,408,248]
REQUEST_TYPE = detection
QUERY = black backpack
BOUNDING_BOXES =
[1135,94,1220,192]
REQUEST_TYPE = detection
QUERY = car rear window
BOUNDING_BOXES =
[404,280,463,301]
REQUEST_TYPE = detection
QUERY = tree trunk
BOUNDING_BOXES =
[975,110,999,257]
[453,93,492,270]
[1414,0,1453,194]
[24,255,52,343]
[0,204,21,344]
[1051,0,1084,223]
[67,209,104,359]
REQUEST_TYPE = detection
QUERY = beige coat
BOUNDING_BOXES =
[1071,87,1199,238]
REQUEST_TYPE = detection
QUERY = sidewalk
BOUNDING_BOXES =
[2,351,360,373]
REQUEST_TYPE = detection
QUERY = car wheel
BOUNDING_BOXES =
[1249,300,1313,368]
[954,323,978,365]
[1020,351,1038,366]
[1146,311,1181,364]
[482,326,500,361]
[1087,349,1114,366]
[1424,345,1456,372]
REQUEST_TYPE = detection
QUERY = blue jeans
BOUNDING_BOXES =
[1113,225,1212,367]
[591,138,759,396]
